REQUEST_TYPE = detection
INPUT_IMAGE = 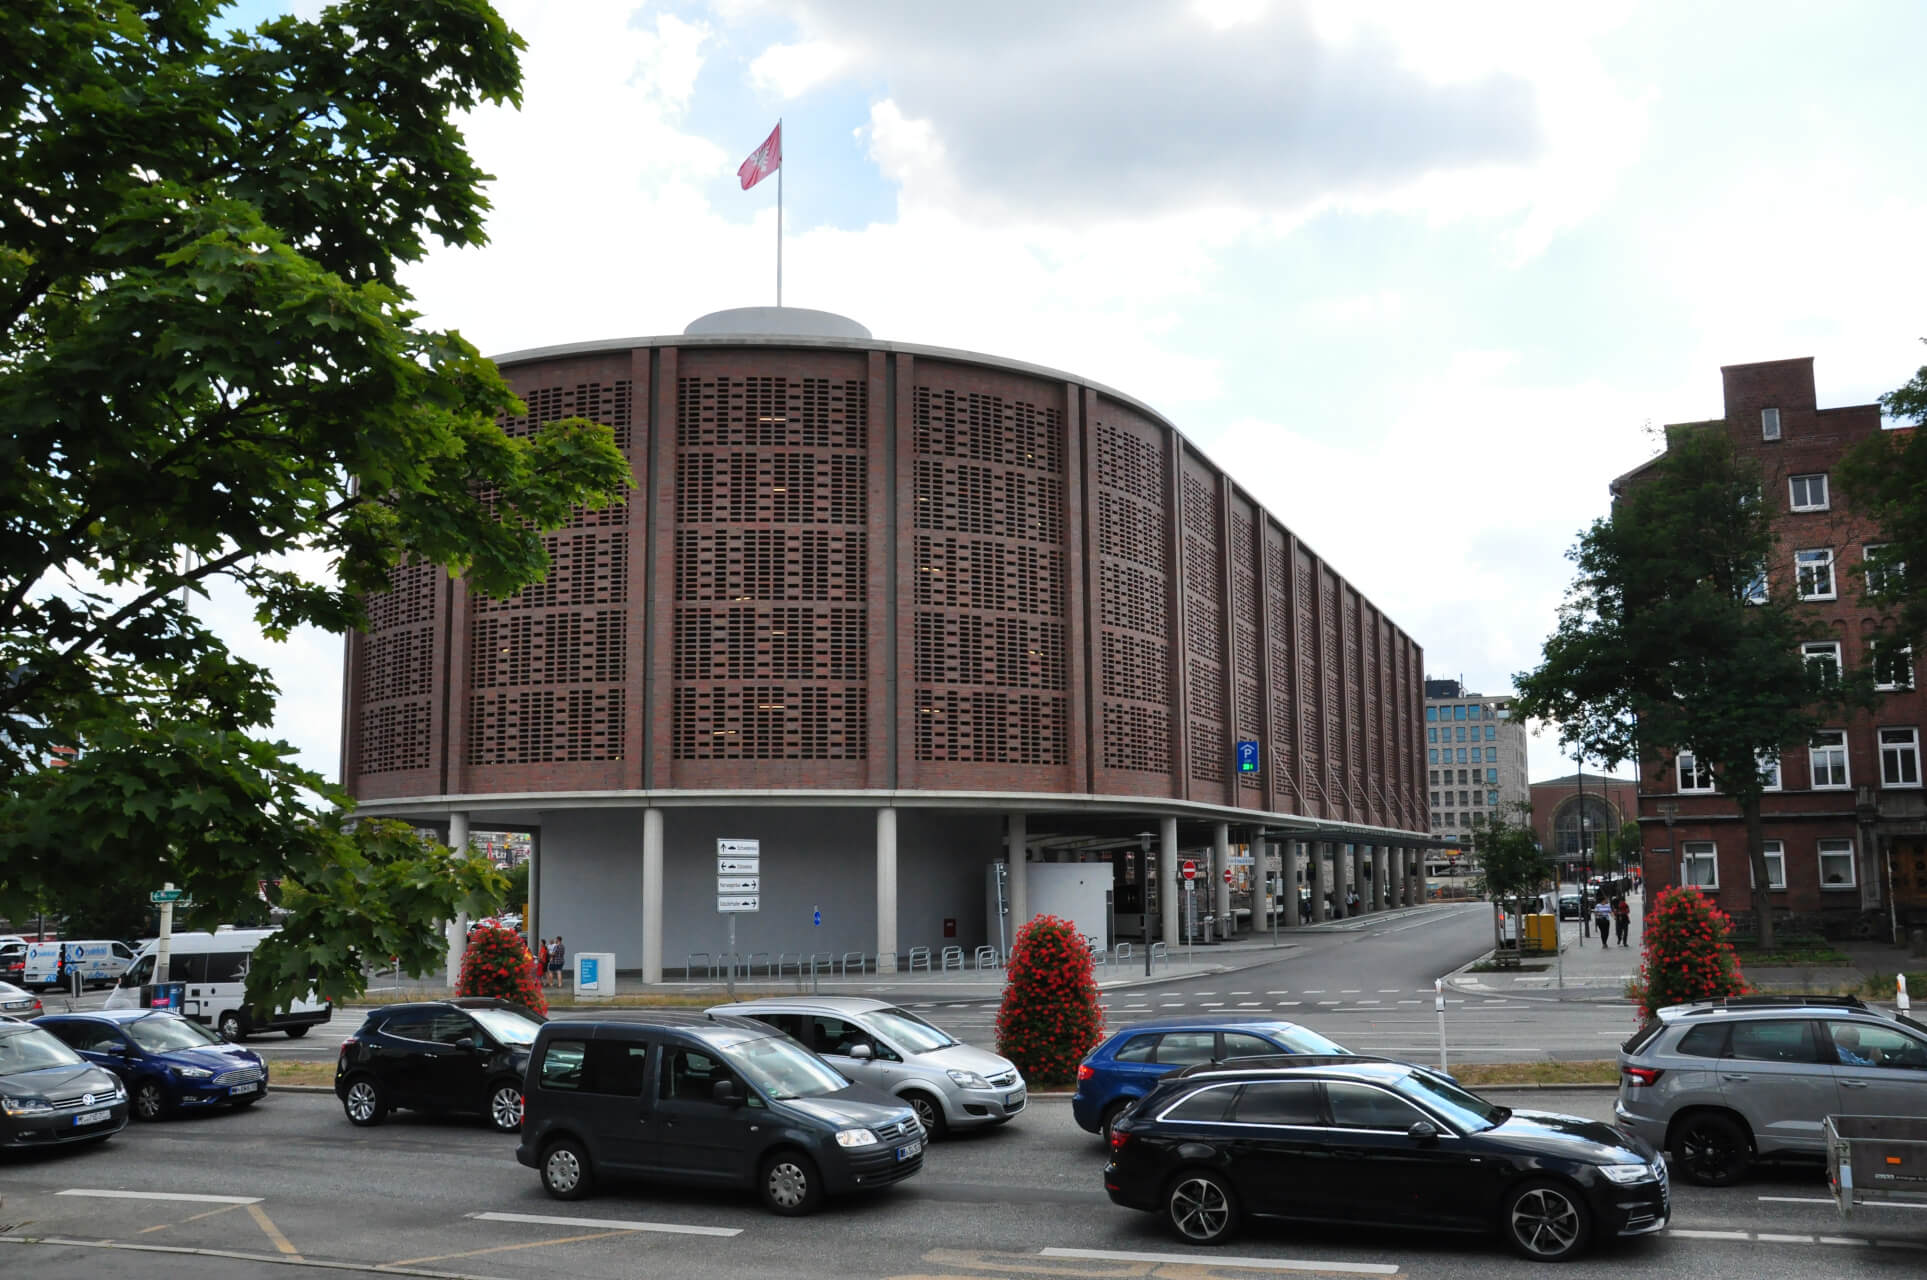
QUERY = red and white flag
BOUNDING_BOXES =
[738,122,782,190]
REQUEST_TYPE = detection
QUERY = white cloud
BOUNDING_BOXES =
[749,38,853,97]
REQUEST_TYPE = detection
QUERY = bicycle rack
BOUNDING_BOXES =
[747,951,772,979]
[906,946,932,973]
[840,951,867,977]
[1113,942,1134,964]
[775,952,801,979]
[973,945,1000,970]
[1148,941,1169,970]
[940,945,965,972]
[685,952,713,981]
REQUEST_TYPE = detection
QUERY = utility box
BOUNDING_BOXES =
[573,952,615,999]
[1025,863,1115,951]
[1522,913,1558,954]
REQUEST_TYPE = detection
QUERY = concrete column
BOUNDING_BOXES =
[1310,841,1328,922]
[1007,813,1029,936]
[526,820,542,950]
[1160,817,1180,947]
[641,807,663,984]
[876,807,899,973]
[1212,822,1232,939]
[444,810,470,988]
[1285,840,1305,927]
[1371,845,1387,911]
[1388,844,1404,908]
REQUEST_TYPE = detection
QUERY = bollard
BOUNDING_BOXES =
[1434,977,1449,1074]
[1899,974,1911,1015]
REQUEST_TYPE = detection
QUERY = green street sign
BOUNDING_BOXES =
[149,888,183,903]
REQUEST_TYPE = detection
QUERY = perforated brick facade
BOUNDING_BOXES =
[342,329,1425,831]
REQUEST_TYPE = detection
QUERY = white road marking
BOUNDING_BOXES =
[1317,1000,1341,1006]
[1672,1230,1750,1240]
[1238,1002,1265,1007]
[1378,988,1401,993]
[1356,1000,1380,1005]
[1758,1234,1815,1243]
[1759,1195,1927,1211]
[58,1190,261,1205]
[1160,1002,1185,1007]
[1274,1001,1302,1007]
[1201,1002,1226,1008]
[1041,1246,1396,1275]
[470,1211,739,1238]
[1398,999,1421,1004]
[1303,989,1325,994]
[1341,989,1361,994]
[1231,991,1252,995]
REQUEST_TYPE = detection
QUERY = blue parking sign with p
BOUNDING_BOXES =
[1236,740,1259,773]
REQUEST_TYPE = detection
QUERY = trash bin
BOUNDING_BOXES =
[142,981,186,1011]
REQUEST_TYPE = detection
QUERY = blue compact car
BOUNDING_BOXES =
[1071,1016,1351,1140]
[36,1010,268,1121]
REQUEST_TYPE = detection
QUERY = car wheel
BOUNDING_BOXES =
[341,1076,387,1127]
[217,1010,248,1042]
[541,1138,594,1200]
[487,1081,524,1133]
[1502,1178,1593,1262]
[284,1025,309,1039]
[1671,1111,1751,1186]
[1164,1169,1239,1245]
[760,1149,823,1216]
[905,1091,946,1140]
[132,1080,168,1122]
[1100,1099,1133,1146]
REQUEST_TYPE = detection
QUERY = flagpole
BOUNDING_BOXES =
[776,118,783,307]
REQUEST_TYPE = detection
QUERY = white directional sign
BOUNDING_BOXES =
[717,895,760,913]
[717,876,760,895]
[717,854,760,876]
[718,839,760,913]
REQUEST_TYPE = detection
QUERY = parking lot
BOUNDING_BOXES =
[4,1087,1924,1280]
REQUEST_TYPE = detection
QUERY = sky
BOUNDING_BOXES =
[215,0,1927,790]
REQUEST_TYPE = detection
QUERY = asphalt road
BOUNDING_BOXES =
[3,1089,1922,1280]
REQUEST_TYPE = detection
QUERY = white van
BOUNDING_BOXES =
[22,939,137,989]
[105,928,332,1041]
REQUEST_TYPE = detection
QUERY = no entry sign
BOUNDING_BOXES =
[1181,860,1197,881]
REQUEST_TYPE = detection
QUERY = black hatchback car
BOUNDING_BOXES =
[335,998,545,1132]
[517,1012,924,1215]
[1104,1059,1669,1261]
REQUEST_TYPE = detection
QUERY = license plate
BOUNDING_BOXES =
[1006,1089,1025,1107]
[896,1140,922,1161]
[73,1109,110,1126]
[229,1082,259,1096]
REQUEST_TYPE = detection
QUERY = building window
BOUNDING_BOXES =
[1761,407,1781,440]
[1430,791,1440,808]
[1455,725,1466,742]
[1759,751,1781,792]
[1874,640,1915,691]
[1742,569,1768,604]
[1456,769,1468,784]
[1456,748,1468,763]
[1818,838,1855,888]
[1802,641,1842,686]
[1758,840,1786,890]
[1881,727,1921,788]
[1810,730,1849,788]
[1682,842,1718,888]
[1458,790,1469,807]
[1488,790,1499,806]
[1863,543,1903,597]
[1795,548,1836,600]
[1486,768,1498,784]
[1788,473,1829,511]
[1485,724,1496,739]
[1677,750,1715,793]
[1428,769,1438,784]
[1427,727,1437,743]
[1428,748,1438,765]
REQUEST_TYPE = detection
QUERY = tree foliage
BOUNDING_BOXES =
[456,921,545,1016]
[1629,886,1749,1020]
[0,1,632,1015]
[1515,426,1866,947]
[993,914,1104,1086]
[1839,343,1927,649]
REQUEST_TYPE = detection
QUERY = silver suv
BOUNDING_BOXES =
[709,996,1024,1138]
[1615,995,1927,1186]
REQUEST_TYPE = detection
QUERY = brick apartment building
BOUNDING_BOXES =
[1619,357,1926,940]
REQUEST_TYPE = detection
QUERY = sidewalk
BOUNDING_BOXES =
[1448,912,1641,1004]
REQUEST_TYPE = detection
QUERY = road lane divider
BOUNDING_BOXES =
[1040,1246,1398,1274]
[469,1210,741,1237]
[58,1189,261,1204]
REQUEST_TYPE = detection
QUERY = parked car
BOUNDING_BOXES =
[22,938,137,991]
[1615,994,1927,1185]
[708,995,1024,1138]
[517,1011,924,1214]
[0,979,43,1019]
[1072,1016,1351,1141]
[106,928,331,1040]
[1557,894,1584,921]
[1104,1057,1668,1259]
[334,998,545,1132]
[0,1019,130,1149]
[0,940,27,985]
[34,1009,268,1121]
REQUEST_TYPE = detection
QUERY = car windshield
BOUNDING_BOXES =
[1393,1070,1508,1132]
[725,1034,851,1100]
[869,1007,957,1053]
[1274,1025,1350,1055]
[0,1026,86,1072]
[469,1007,544,1047]
[126,1015,225,1052]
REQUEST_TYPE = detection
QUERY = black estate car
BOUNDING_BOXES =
[335,998,544,1132]
[517,1012,924,1215]
[1104,1059,1669,1261]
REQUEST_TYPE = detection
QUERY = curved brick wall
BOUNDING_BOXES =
[343,335,1424,830]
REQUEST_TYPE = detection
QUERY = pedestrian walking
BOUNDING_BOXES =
[1613,896,1631,947]
[537,938,550,982]
[548,935,566,989]
[1592,898,1612,945]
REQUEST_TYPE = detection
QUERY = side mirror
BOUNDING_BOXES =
[848,1042,873,1061]
[712,1079,742,1106]
[1407,1120,1439,1144]
[454,1037,478,1052]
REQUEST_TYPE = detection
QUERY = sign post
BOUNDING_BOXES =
[717,839,760,997]
[152,883,179,984]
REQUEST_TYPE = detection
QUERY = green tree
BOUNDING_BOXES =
[1515,426,1865,949]
[1839,344,1927,649]
[0,1,632,1016]
[994,915,1104,1089]
[1473,802,1551,954]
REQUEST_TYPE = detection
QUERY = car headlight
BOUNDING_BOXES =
[1,1094,52,1116]
[946,1070,990,1089]
[172,1066,214,1079]
[1598,1162,1658,1184]
[834,1127,879,1148]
